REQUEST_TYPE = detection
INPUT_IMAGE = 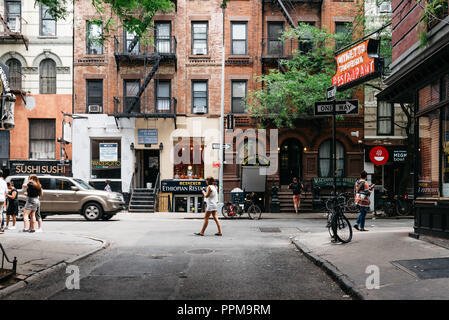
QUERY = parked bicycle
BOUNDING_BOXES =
[374,190,412,217]
[222,192,262,220]
[326,195,353,243]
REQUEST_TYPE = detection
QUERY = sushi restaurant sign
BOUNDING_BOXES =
[10,160,72,176]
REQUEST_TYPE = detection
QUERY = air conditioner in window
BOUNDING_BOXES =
[88,105,102,113]
[193,48,207,55]
[8,17,20,32]
[193,106,206,114]
[379,2,391,13]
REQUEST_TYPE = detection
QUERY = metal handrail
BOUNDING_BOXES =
[0,243,17,273]
[153,172,160,212]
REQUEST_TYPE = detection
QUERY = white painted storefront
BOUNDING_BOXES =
[72,114,135,194]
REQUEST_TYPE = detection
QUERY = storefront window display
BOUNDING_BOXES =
[418,111,440,197]
[91,139,121,179]
[173,139,204,179]
[441,106,449,196]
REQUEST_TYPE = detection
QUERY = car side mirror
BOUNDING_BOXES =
[71,186,80,191]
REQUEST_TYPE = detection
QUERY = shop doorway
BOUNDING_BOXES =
[173,195,204,213]
[136,149,160,189]
[279,138,302,185]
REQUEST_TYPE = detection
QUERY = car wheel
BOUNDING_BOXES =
[83,202,103,221]
[17,201,25,221]
[101,214,113,221]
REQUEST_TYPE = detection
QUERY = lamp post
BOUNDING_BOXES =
[218,2,227,208]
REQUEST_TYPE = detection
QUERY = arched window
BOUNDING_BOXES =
[6,58,21,90]
[318,140,345,177]
[39,58,56,94]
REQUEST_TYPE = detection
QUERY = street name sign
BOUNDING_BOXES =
[212,143,232,150]
[327,85,337,101]
[314,100,359,115]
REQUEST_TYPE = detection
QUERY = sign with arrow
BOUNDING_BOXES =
[212,143,232,150]
[314,100,359,115]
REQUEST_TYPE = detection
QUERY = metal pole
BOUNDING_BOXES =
[219,4,226,207]
[333,99,337,197]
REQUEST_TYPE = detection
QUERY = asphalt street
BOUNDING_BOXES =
[3,212,364,300]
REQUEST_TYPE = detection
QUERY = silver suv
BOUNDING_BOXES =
[5,175,125,221]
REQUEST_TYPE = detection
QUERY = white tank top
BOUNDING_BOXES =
[206,185,218,206]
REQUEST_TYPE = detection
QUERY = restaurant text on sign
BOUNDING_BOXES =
[332,39,382,90]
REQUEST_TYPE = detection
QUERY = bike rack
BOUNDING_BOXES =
[0,243,17,282]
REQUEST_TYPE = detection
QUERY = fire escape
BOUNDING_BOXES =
[113,27,177,128]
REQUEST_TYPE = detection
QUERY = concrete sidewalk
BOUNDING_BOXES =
[0,230,107,295]
[292,223,449,299]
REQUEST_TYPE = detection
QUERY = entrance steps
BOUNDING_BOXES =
[277,190,313,213]
[129,188,156,212]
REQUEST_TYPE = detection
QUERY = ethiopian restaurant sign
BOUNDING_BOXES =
[332,39,382,90]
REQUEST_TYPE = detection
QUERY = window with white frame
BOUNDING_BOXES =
[40,4,56,36]
[377,101,393,135]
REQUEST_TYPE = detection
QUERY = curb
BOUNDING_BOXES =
[292,239,366,300]
[0,235,109,299]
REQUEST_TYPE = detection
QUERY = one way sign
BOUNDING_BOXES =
[314,100,359,115]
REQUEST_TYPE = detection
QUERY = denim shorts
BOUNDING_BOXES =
[24,197,40,211]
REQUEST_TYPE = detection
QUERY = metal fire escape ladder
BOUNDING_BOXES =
[0,14,29,50]
[276,0,297,29]
[126,55,161,114]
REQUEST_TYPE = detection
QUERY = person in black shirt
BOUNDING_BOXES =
[22,175,43,233]
[5,182,18,230]
[288,177,304,214]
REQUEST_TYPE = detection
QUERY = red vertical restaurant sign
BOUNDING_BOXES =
[332,39,382,90]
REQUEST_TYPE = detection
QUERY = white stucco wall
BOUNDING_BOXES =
[0,1,73,94]
[72,114,135,193]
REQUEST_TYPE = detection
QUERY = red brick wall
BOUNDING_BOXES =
[391,0,423,62]
[10,94,72,160]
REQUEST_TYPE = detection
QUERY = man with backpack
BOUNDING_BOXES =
[353,170,375,231]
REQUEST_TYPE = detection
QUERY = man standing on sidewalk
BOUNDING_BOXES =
[353,170,375,232]
[0,170,8,233]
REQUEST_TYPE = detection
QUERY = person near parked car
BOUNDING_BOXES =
[22,175,43,233]
[0,170,7,233]
[5,182,18,230]
[353,170,375,232]
[35,189,44,233]
[195,177,222,236]
[104,180,112,192]
[288,177,304,214]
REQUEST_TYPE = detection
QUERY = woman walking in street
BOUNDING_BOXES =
[5,182,18,230]
[22,175,43,233]
[195,177,222,236]
[354,170,375,231]
[289,177,304,214]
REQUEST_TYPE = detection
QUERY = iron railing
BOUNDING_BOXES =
[114,36,177,56]
[114,96,177,116]
[0,243,17,275]
[262,37,304,58]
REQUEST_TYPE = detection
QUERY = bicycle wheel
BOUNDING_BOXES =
[331,212,352,243]
[327,210,335,238]
[247,204,262,220]
[221,203,234,219]
[396,199,411,216]
[346,197,359,213]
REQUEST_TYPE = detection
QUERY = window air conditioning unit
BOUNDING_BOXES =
[88,105,102,113]
[193,106,206,114]
[193,48,207,55]
[379,2,391,13]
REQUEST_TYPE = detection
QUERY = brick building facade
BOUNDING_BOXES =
[377,0,449,237]
[72,0,365,213]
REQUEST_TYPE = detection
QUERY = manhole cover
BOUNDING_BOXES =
[186,249,214,255]
[392,257,449,279]
[259,227,281,233]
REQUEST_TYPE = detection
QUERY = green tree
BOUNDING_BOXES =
[246,23,353,128]
[35,0,175,37]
